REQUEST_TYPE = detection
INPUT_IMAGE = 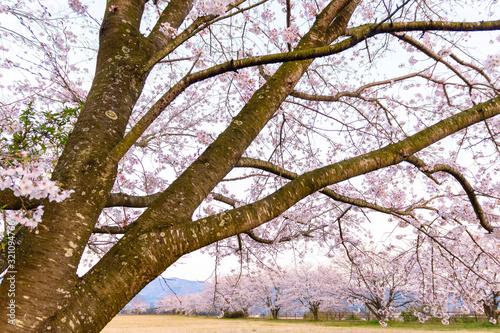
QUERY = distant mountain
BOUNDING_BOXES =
[133,277,206,308]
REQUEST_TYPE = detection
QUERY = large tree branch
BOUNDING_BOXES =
[106,0,359,227]
[109,18,500,165]
[235,157,415,218]
[0,190,237,211]
[0,191,239,276]
[346,19,500,36]
[0,190,162,210]
[194,95,500,246]
[146,0,196,52]
[47,3,361,330]
[406,155,494,232]
[102,191,327,243]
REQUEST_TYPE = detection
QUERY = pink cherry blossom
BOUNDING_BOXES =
[68,0,87,14]
[159,22,177,38]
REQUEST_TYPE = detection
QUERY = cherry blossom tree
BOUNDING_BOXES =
[0,0,500,332]
[338,246,416,324]
[155,294,180,314]
[483,291,500,324]
[410,231,500,325]
[246,268,289,319]
[155,293,188,314]
[195,272,256,316]
[125,295,150,314]
[284,264,340,320]
[155,290,212,315]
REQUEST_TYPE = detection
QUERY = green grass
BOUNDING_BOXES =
[271,318,500,331]
[310,320,500,333]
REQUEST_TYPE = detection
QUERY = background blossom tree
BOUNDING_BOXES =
[284,264,340,320]
[0,0,499,332]
[338,246,416,324]
[410,231,500,325]
[247,268,289,319]
[125,295,149,315]
[201,273,256,316]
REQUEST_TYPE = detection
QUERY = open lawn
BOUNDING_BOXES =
[101,315,500,333]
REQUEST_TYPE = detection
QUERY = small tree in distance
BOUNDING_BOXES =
[0,0,499,331]
[285,264,340,320]
[483,291,500,325]
[339,246,416,325]
[409,233,500,325]
[208,273,255,317]
[126,295,149,315]
[247,268,289,319]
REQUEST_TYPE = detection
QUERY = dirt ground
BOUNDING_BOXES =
[100,315,489,333]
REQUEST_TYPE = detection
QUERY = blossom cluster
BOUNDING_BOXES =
[0,168,71,201]
[160,22,178,38]
[68,0,87,15]
[1,166,74,229]
[196,130,212,145]
[281,25,300,44]
[484,54,500,73]
[413,307,451,325]
[195,0,233,17]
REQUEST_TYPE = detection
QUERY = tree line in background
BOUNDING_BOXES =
[127,245,499,327]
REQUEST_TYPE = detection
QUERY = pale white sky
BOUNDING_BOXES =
[162,251,219,281]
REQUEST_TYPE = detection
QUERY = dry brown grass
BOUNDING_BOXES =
[100,315,480,333]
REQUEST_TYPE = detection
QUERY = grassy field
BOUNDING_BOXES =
[101,315,500,333]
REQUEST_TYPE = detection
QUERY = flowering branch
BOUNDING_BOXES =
[236,157,416,218]
[406,155,494,232]
[189,95,500,254]
[110,19,500,164]
[391,33,473,92]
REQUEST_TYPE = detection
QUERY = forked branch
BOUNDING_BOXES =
[406,155,494,232]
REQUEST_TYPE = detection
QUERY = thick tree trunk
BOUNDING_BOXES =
[270,308,280,320]
[0,1,359,332]
[483,296,500,324]
[311,305,320,321]
[365,303,383,321]
[0,2,154,331]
